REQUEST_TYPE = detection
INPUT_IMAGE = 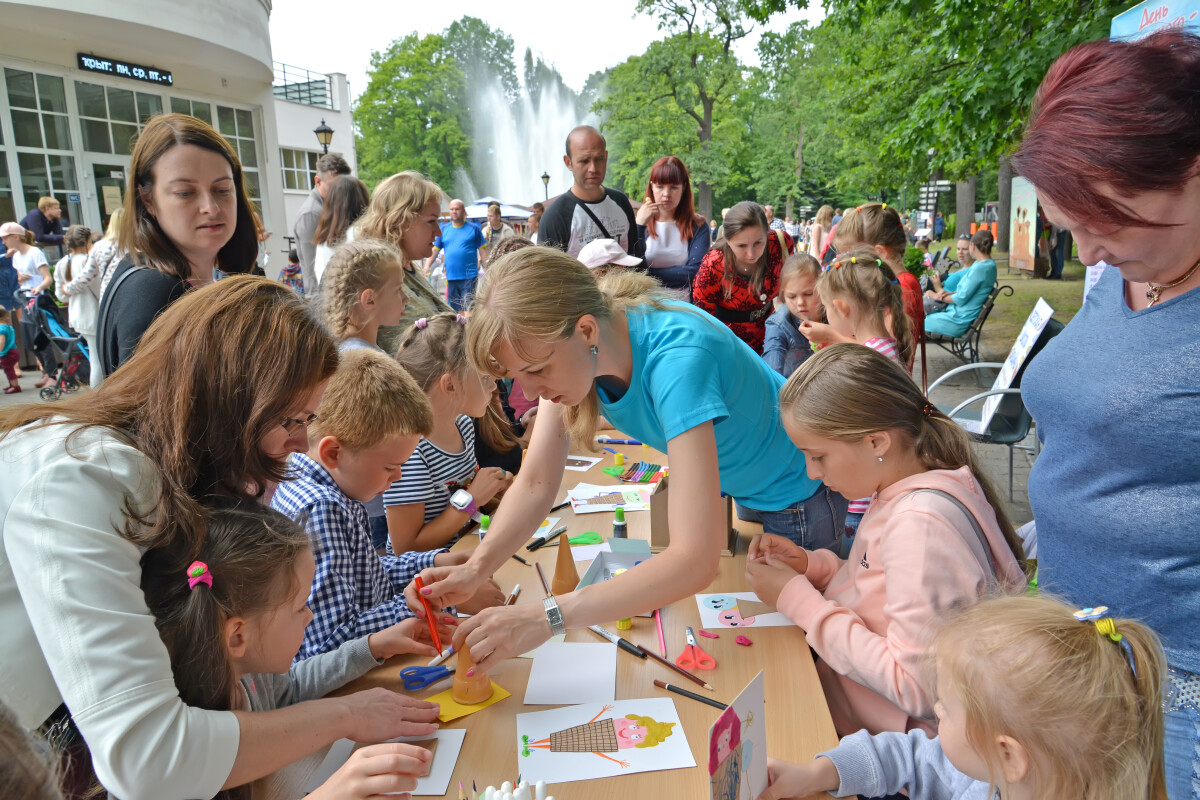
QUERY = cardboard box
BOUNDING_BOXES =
[648,476,737,556]
[575,545,656,617]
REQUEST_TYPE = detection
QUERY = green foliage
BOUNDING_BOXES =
[903,245,926,278]
[444,17,520,101]
[353,32,470,189]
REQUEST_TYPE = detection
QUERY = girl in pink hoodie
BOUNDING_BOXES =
[746,344,1026,738]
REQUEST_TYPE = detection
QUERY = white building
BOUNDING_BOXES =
[0,0,356,273]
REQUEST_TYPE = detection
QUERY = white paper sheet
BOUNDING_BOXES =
[708,672,767,800]
[563,455,603,471]
[523,642,617,705]
[566,483,653,514]
[307,729,466,796]
[572,541,612,563]
[695,592,796,628]
[519,633,567,658]
[516,698,694,784]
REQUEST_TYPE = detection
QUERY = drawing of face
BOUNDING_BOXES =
[614,717,648,749]
[717,609,755,627]
[716,728,733,764]
[704,595,737,610]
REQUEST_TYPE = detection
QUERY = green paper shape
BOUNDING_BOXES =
[602,466,625,476]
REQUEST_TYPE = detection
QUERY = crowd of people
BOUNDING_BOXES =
[0,30,1197,800]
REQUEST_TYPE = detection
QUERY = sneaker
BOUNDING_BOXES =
[3,386,21,394]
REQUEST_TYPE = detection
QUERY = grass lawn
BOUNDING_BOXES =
[978,251,1087,356]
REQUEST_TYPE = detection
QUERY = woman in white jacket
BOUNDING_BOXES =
[54,226,101,386]
[0,277,436,800]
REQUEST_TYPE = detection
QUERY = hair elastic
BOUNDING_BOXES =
[415,318,428,330]
[1074,606,1138,678]
[455,313,467,325]
[187,561,213,590]
[922,401,937,418]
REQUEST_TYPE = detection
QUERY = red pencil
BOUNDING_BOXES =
[413,576,443,654]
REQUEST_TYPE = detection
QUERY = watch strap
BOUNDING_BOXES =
[543,597,566,637]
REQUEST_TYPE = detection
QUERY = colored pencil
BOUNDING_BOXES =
[535,562,552,597]
[654,679,727,710]
[511,552,530,566]
[655,608,666,657]
[504,584,521,606]
[641,646,715,691]
[413,576,443,654]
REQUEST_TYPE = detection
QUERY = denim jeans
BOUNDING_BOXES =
[736,486,848,552]
[368,514,390,552]
[1164,666,1200,800]
[447,277,477,311]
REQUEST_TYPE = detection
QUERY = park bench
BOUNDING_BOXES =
[927,282,1013,365]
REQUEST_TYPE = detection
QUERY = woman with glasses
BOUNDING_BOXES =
[0,277,438,800]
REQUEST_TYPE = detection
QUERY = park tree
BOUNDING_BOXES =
[443,17,520,103]
[353,32,470,189]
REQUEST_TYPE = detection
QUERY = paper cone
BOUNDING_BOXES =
[552,534,580,595]
[736,599,776,618]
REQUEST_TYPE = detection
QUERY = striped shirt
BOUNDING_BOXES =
[849,337,902,516]
[382,415,477,550]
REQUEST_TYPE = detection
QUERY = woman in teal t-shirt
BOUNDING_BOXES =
[407,246,847,671]
[924,229,997,338]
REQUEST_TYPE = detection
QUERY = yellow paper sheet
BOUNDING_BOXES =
[429,681,511,722]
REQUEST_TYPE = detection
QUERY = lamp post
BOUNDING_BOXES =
[541,171,550,201]
[926,147,937,229]
[314,119,334,155]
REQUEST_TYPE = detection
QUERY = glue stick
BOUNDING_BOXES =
[614,452,625,466]
[479,513,490,540]
[614,569,632,630]
[612,506,627,539]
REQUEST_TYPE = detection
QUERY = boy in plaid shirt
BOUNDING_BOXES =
[272,349,473,661]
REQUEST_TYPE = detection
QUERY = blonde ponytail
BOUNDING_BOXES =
[467,247,673,448]
[819,250,915,368]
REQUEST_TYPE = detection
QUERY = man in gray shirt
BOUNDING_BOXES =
[293,153,351,296]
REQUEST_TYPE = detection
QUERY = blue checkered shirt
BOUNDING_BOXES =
[271,453,444,661]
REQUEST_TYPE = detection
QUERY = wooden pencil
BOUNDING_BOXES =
[535,562,552,597]
[640,646,715,691]
[654,679,727,710]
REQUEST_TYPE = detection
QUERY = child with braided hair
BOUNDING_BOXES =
[319,238,409,354]
[759,593,1167,800]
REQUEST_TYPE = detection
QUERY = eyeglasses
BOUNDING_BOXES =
[279,412,319,435]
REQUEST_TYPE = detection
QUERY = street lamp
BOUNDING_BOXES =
[541,171,550,201]
[926,147,937,229]
[314,119,334,155]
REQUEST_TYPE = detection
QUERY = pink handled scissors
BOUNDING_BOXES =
[675,626,717,670]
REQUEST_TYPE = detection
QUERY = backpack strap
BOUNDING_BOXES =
[95,257,146,375]
[905,488,997,584]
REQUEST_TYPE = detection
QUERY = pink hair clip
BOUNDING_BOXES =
[186,561,213,590]
[455,313,467,325]
[415,318,428,330]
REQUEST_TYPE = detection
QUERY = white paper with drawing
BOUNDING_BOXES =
[695,592,794,628]
[517,698,694,784]
[564,455,603,471]
[524,641,617,705]
[709,672,767,800]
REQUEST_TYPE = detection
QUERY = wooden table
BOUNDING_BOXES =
[339,442,837,798]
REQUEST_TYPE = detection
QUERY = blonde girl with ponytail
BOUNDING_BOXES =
[760,593,1166,800]
[319,238,409,353]
[405,245,847,675]
[746,344,1025,740]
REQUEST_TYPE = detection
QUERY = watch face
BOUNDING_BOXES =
[450,489,473,510]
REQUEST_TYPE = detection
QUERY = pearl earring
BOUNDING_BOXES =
[877,457,884,463]
[590,345,598,355]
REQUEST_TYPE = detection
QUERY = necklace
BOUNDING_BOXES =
[1146,256,1200,306]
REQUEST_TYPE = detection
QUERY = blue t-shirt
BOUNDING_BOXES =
[925,258,996,337]
[1024,267,1200,672]
[435,222,484,281]
[597,301,821,511]
[0,324,15,358]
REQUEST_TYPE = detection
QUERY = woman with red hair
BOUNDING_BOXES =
[634,156,711,293]
[1014,31,1200,800]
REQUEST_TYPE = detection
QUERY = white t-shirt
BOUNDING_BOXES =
[645,221,689,269]
[12,247,48,289]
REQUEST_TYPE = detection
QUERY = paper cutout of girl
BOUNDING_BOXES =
[521,704,675,768]
[709,707,744,800]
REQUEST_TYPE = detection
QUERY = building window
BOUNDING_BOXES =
[6,69,72,152]
[0,157,14,224]
[75,80,164,155]
[4,68,82,226]
[216,105,261,210]
[170,97,212,126]
[280,148,319,192]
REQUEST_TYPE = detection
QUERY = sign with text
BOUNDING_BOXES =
[77,54,173,86]
[1111,0,1199,38]
[960,298,1055,435]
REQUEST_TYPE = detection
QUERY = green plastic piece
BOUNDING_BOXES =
[602,465,625,476]
[569,531,603,545]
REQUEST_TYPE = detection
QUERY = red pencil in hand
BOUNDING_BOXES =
[413,576,443,654]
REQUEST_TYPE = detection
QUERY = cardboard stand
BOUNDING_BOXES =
[649,477,738,556]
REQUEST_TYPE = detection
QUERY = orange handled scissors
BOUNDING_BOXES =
[676,626,717,670]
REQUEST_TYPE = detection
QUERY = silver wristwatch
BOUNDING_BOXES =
[543,597,566,636]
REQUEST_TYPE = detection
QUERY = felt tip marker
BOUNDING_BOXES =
[596,437,643,445]
[526,525,568,551]
[587,625,648,658]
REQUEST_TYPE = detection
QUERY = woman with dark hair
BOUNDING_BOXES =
[634,156,711,292]
[312,174,370,286]
[96,113,260,375]
[0,277,437,800]
[692,200,792,353]
[923,229,996,338]
[1012,31,1200,800]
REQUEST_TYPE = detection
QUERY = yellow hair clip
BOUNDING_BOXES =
[1075,606,1139,678]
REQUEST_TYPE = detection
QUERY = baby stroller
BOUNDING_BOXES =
[16,289,90,401]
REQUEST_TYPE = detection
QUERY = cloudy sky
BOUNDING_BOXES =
[269,0,826,100]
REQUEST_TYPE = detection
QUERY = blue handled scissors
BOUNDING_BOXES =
[400,664,456,690]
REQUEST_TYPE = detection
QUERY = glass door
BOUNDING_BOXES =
[82,155,129,233]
